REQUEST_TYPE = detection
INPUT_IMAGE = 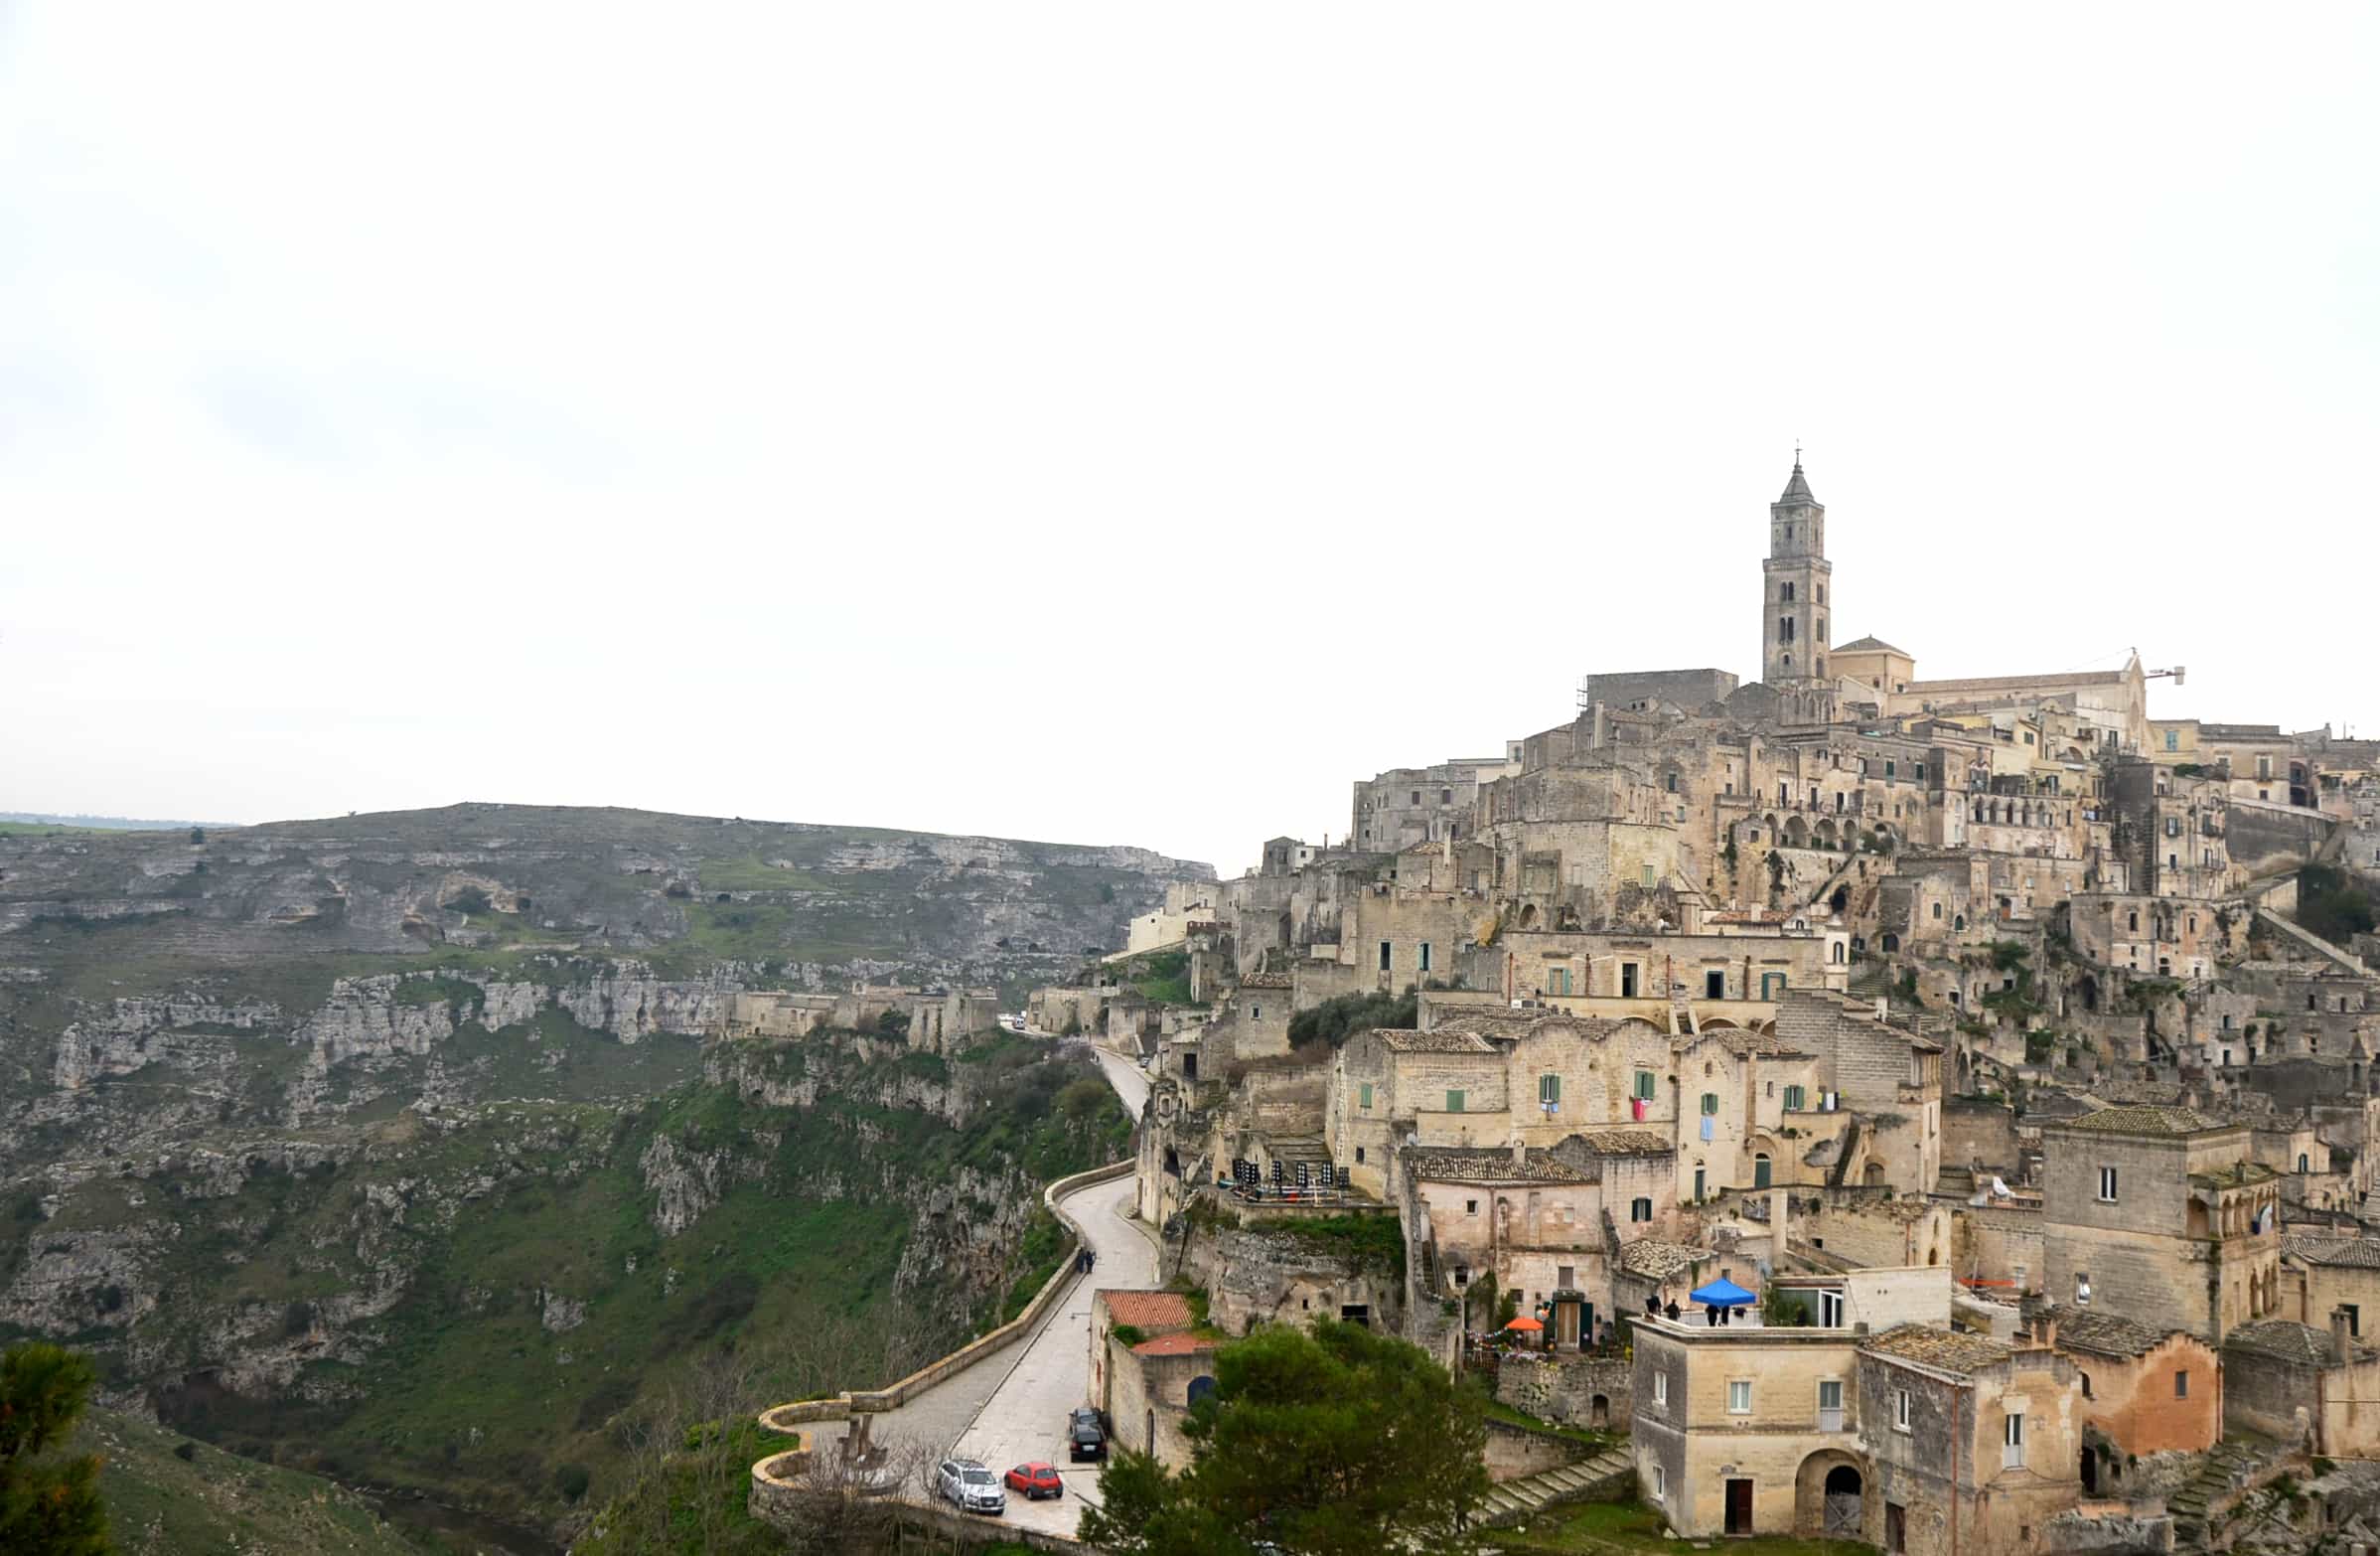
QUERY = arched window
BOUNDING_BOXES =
[1782,581,1796,602]
[1932,902,1944,920]
[2300,1154,2311,1173]
[1753,1154,1772,1189]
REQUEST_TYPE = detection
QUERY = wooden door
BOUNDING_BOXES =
[1725,1478,1752,1535]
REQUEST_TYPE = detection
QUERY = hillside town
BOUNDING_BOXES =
[989,461,2380,1553]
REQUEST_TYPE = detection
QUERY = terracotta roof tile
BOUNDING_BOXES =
[2045,1307,2183,1360]
[1618,1240,1709,1279]
[1380,1029,1496,1054]
[2286,1235,2380,1270]
[2056,1105,2226,1136]
[1131,1332,1222,1357]
[2225,1320,2374,1367]
[1098,1291,1195,1330]
[1860,1323,2012,1374]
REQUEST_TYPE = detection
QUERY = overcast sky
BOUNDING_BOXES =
[4,6,2376,876]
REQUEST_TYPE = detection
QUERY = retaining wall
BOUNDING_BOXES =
[750,1158,1136,1521]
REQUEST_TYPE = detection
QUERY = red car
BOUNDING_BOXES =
[1005,1462,1064,1500]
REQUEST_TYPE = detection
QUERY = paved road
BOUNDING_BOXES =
[947,1167,1157,1535]
[809,1040,1157,1536]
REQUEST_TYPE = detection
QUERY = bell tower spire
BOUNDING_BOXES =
[1761,455,1832,685]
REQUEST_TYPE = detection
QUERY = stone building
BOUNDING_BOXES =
[2041,1307,2222,1467]
[2038,1105,2283,1342]
[1856,1323,2083,1556]
[2222,1311,2380,1457]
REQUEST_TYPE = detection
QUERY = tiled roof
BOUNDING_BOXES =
[1834,637,1912,657]
[1381,1029,1496,1054]
[1563,1128,1675,1158]
[1687,1026,1805,1056]
[1131,1332,1222,1357]
[2286,1235,2380,1269]
[2225,1320,2372,1367]
[2046,1307,2181,1360]
[1098,1291,1195,1330]
[1860,1323,2012,1374]
[1618,1240,1709,1279]
[1405,1148,1592,1184]
[2057,1105,2226,1136]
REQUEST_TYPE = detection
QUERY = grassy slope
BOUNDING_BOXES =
[75,1406,431,1556]
[138,1040,1128,1534]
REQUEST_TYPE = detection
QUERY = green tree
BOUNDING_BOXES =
[1078,1319,1489,1556]
[0,1343,111,1555]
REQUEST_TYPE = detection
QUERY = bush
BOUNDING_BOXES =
[443,885,493,915]
[1286,990,1417,1051]
[554,1462,592,1502]
[1058,1076,1112,1120]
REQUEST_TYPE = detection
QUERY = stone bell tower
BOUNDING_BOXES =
[1761,459,1832,686]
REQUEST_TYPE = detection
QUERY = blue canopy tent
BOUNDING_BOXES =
[1689,1277,1756,1309]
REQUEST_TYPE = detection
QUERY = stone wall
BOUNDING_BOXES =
[1483,1417,1581,1482]
[1495,1353,1633,1430]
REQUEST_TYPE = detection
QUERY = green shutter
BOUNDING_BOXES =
[1359,1083,1374,1110]
[1446,1089,1465,1113]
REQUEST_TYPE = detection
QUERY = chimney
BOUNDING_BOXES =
[2335,1307,2354,1366]
[2032,1313,2058,1350]
[1511,1132,1528,1169]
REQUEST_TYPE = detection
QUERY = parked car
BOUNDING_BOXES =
[938,1458,1006,1515]
[1005,1462,1065,1500]
[1067,1407,1107,1462]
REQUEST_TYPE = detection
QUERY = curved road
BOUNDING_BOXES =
[806,1038,1155,1538]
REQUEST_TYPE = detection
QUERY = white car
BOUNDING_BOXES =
[938,1458,1005,1515]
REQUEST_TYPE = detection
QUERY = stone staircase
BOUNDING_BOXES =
[2167,1435,2300,1548]
[1263,1136,1333,1172]
[1477,1447,1635,1528]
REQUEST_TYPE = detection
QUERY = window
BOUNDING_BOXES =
[1465,1199,1478,1215]
[2081,1371,2092,1398]
[2165,816,2181,838]
[1706,970,1726,999]
[1642,863,1656,888]
[1354,1146,1365,1164]
[1701,1092,1720,1116]
[1251,1005,1261,1019]
[1359,1082,1373,1111]
[1667,771,1679,793]
[1916,762,1927,781]
[1378,940,1392,972]
[2166,729,2180,751]
[1818,1378,1844,1429]
[2003,1411,2024,1469]
[1440,787,1452,805]
[1822,1290,1845,1327]
[1782,581,1795,602]
[1418,941,1432,974]
[1727,1380,1752,1414]
[1411,790,1420,805]
[1631,1196,1653,1222]
[2099,1167,2119,1202]
[1653,1465,1667,1503]
[1633,1070,1657,1101]
[2174,1369,2189,1399]
[1621,964,1640,999]
[2075,1273,2093,1306]
[1653,1372,1668,1405]
[1445,1089,1465,1113]
[1893,1388,1912,1432]
[1885,760,1897,779]
[1539,1074,1562,1108]
[2347,1304,2361,1336]
[1933,902,1943,920]
[2259,756,2273,779]
[2300,1154,2310,1173]
[1784,1084,1807,1111]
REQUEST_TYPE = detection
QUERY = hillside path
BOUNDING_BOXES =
[806,1040,1156,1538]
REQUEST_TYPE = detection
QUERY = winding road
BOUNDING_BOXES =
[805,1035,1156,1537]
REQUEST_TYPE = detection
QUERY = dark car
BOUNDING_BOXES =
[1067,1407,1107,1462]
[1005,1462,1065,1500]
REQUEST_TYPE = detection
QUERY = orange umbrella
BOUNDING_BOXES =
[1503,1316,1545,1332]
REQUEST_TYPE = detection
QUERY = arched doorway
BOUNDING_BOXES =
[1795,1451,1868,1539]
[1590,1393,1609,1429]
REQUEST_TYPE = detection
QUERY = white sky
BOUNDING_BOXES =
[4,5,2376,876]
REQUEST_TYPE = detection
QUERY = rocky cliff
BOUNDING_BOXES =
[0,805,1190,1538]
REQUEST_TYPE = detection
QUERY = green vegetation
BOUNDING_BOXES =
[1500,1499,1876,1555]
[569,1413,782,1556]
[2298,862,2378,945]
[1080,1319,1489,1556]
[1268,1213,1407,1279]
[1474,1393,1611,1453]
[1,1343,109,1556]
[1135,951,1195,1006]
[1286,988,1417,1050]
[72,1406,426,1556]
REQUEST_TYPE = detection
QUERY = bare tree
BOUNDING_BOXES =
[773,1434,936,1555]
